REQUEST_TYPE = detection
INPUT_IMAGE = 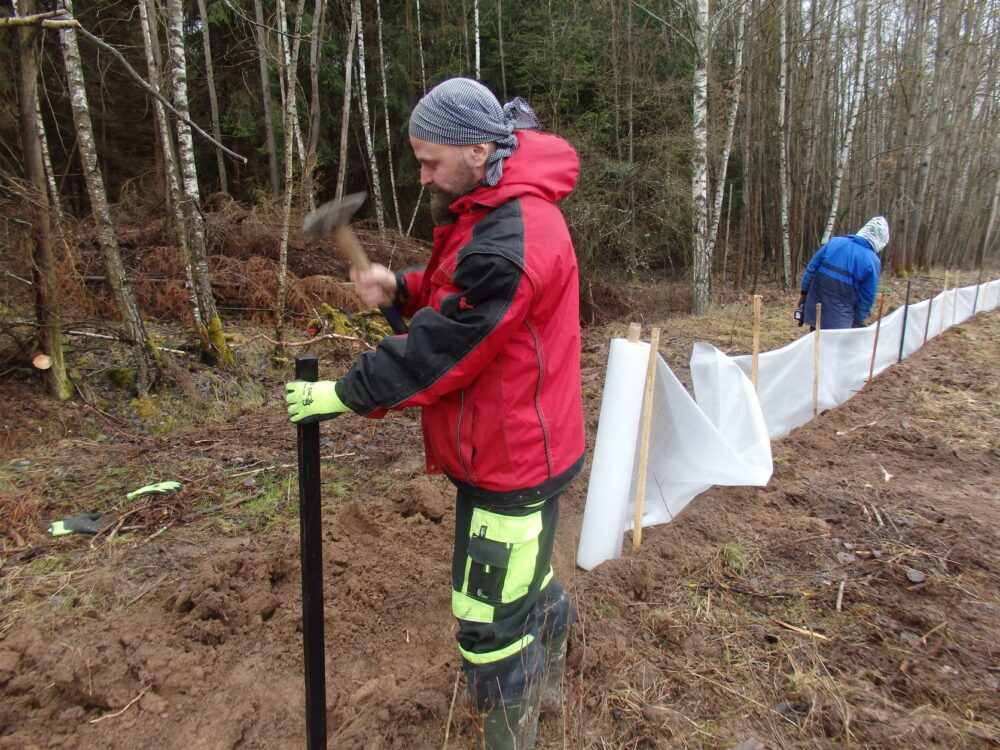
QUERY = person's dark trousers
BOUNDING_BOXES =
[451,490,574,748]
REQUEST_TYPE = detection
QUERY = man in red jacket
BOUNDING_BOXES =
[285,78,584,748]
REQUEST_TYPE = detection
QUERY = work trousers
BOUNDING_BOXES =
[450,490,569,709]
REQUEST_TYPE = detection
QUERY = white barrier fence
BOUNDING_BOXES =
[577,278,1000,571]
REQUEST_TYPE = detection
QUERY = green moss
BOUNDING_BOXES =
[206,316,235,365]
[130,395,159,422]
[319,304,354,336]
[106,367,137,389]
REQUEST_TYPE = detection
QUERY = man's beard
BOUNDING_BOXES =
[429,168,480,225]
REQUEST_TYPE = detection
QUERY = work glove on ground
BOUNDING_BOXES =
[126,480,182,501]
[285,380,353,424]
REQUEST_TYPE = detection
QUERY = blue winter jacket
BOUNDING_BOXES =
[801,235,881,329]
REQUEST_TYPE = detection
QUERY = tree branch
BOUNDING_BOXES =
[71,20,248,164]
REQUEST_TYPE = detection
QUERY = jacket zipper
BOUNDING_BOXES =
[456,390,473,482]
[525,322,554,477]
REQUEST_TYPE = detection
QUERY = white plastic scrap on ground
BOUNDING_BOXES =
[577,279,1000,571]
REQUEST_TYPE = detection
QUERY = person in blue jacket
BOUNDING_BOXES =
[799,216,889,329]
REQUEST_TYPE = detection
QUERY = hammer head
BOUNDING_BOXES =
[301,192,366,238]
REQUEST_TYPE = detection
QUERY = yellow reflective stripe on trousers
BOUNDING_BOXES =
[452,589,495,623]
[459,634,536,665]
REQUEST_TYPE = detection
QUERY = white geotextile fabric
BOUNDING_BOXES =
[576,340,773,570]
[577,279,1000,571]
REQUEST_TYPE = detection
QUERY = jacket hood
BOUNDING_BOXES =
[855,216,889,252]
[452,130,580,212]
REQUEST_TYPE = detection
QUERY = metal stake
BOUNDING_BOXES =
[897,280,912,363]
[295,357,327,749]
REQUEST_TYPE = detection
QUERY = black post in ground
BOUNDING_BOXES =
[295,357,327,749]
[897,280,912,363]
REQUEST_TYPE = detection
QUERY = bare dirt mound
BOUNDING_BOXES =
[1,310,998,749]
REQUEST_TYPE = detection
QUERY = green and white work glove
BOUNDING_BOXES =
[126,480,182,501]
[285,380,353,424]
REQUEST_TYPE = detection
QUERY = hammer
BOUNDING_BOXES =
[302,192,408,335]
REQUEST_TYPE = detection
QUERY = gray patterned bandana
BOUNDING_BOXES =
[408,78,540,186]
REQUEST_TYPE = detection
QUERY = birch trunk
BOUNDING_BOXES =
[821,0,871,244]
[416,0,427,93]
[166,0,232,363]
[303,0,326,211]
[276,0,307,171]
[913,0,948,267]
[275,0,307,345]
[497,0,506,99]
[474,0,481,79]
[705,2,746,273]
[335,8,359,201]
[195,0,228,194]
[140,0,202,328]
[254,0,281,193]
[778,0,792,287]
[690,0,711,314]
[376,0,402,232]
[60,0,159,392]
[17,0,71,400]
[354,0,386,232]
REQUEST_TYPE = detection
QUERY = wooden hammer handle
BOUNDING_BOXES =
[333,224,370,271]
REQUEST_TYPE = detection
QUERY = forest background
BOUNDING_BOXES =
[1,0,998,395]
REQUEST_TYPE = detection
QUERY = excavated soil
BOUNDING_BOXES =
[1,304,998,749]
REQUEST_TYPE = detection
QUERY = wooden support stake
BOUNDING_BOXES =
[897,280,912,363]
[626,322,641,343]
[750,295,762,389]
[812,304,822,417]
[867,292,886,384]
[632,327,661,551]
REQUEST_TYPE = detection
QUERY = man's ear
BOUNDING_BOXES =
[464,142,494,168]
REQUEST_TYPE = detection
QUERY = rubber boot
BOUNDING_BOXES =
[475,681,541,750]
[535,583,575,714]
[465,642,543,750]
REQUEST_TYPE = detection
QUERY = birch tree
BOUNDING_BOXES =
[196,0,228,193]
[165,0,233,363]
[303,0,326,211]
[60,0,159,391]
[705,2,747,283]
[254,0,281,193]
[335,8,359,202]
[778,0,791,287]
[376,0,402,232]
[15,0,71,400]
[139,0,202,330]
[275,0,306,345]
[820,0,871,244]
[690,0,712,313]
[353,0,386,231]
[416,0,427,93]
[276,0,307,171]
[474,0,481,79]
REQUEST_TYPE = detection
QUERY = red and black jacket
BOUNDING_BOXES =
[335,130,585,505]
